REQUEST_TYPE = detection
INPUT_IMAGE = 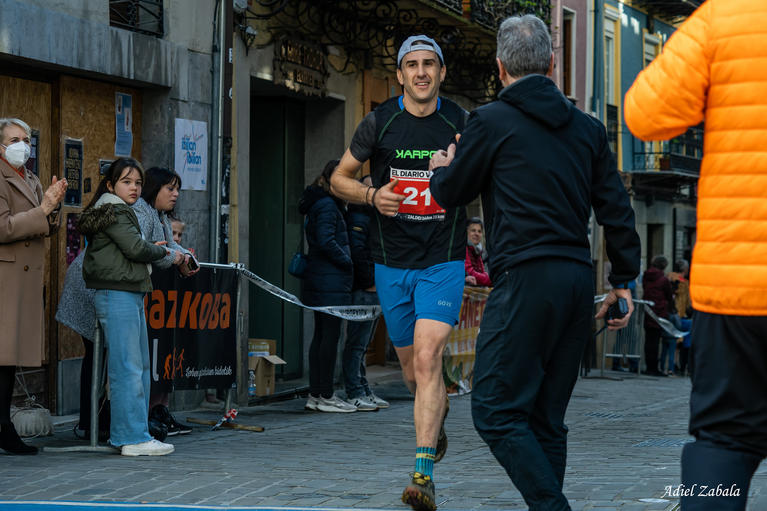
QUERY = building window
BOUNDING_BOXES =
[109,0,164,37]
[604,7,620,163]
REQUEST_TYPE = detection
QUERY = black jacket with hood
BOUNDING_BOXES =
[298,185,352,307]
[430,75,640,285]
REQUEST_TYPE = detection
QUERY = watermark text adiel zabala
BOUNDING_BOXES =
[663,484,741,498]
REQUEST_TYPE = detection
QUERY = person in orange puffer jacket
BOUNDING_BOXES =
[624,2,767,510]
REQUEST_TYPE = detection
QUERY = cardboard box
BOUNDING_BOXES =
[248,339,286,397]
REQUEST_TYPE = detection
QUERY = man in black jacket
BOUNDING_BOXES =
[429,15,641,511]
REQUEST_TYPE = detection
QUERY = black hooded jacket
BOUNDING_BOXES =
[430,75,640,285]
[298,185,352,306]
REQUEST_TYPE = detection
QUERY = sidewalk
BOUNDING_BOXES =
[2,370,766,510]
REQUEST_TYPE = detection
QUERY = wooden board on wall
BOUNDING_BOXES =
[0,75,53,363]
[56,75,143,360]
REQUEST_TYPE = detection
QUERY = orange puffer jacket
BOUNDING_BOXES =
[624,0,767,316]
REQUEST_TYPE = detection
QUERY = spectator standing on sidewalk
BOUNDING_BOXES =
[78,157,172,457]
[342,175,389,412]
[625,1,767,509]
[0,117,66,455]
[132,167,198,436]
[300,160,356,413]
[465,217,491,287]
[641,255,672,376]
[428,15,640,510]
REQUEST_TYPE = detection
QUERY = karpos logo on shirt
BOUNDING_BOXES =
[395,149,439,159]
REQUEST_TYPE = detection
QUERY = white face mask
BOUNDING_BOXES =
[1,141,31,168]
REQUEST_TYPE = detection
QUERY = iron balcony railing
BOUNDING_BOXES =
[469,0,552,30]
[430,0,464,15]
[630,0,702,23]
[632,126,703,175]
[109,0,164,37]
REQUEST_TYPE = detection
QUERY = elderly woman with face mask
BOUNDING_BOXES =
[0,117,67,455]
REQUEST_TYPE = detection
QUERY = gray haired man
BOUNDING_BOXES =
[429,15,640,510]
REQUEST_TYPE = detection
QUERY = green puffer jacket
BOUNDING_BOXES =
[78,193,167,293]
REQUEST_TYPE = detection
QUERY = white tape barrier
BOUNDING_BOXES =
[594,294,689,338]
[199,262,381,321]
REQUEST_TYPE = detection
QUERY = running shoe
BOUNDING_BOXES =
[346,395,378,411]
[401,472,436,511]
[305,395,319,411]
[366,391,389,409]
[316,393,357,413]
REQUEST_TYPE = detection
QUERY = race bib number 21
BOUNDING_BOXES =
[390,167,446,220]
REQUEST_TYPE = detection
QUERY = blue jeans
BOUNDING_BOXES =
[660,336,676,373]
[94,289,152,447]
[342,290,380,399]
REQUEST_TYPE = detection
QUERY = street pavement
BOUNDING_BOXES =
[1,368,766,511]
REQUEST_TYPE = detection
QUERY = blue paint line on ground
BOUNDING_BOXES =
[0,502,399,511]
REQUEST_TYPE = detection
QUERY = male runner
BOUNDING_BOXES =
[329,35,466,511]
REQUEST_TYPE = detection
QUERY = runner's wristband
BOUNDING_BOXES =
[370,187,379,208]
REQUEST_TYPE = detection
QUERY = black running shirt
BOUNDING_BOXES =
[349,96,467,269]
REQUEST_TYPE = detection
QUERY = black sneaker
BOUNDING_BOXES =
[402,472,436,511]
[435,396,449,463]
[166,415,192,436]
[150,404,192,436]
[148,418,168,441]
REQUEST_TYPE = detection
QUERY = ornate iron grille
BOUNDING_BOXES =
[109,0,164,37]
[430,0,464,15]
[245,0,550,103]
[632,125,703,174]
[470,0,552,30]
[630,0,702,23]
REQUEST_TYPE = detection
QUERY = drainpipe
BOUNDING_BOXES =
[210,0,233,263]
[209,0,222,262]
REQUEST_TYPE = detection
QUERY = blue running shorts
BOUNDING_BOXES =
[374,260,464,348]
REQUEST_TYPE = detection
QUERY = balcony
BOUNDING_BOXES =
[109,0,164,37]
[469,0,551,30]
[627,125,703,202]
[630,0,703,22]
[241,0,550,103]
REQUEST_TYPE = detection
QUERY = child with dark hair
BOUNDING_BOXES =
[78,157,173,456]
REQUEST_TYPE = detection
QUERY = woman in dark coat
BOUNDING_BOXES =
[298,160,355,413]
[642,255,673,376]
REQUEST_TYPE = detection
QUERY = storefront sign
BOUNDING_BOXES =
[63,138,83,206]
[174,118,208,191]
[29,130,39,176]
[273,36,329,96]
[146,267,238,391]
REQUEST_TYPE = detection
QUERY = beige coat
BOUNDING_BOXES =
[0,158,59,366]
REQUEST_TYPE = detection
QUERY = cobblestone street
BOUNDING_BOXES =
[2,370,765,510]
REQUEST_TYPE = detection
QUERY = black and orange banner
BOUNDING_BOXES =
[145,267,238,391]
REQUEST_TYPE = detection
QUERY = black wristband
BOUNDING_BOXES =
[370,187,379,208]
[365,185,373,205]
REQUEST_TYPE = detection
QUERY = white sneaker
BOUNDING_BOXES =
[121,439,174,456]
[305,395,319,411]
[367,391,389,409]
[316,394,357,413]
[347,395,378,411]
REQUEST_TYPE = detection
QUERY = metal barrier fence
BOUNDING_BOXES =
[598,298,652,377]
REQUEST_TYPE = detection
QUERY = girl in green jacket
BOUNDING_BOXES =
[78,157,173,457]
